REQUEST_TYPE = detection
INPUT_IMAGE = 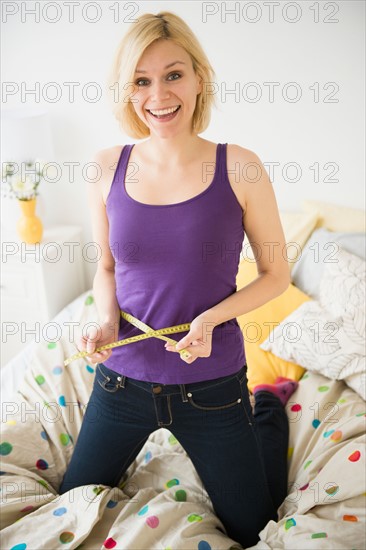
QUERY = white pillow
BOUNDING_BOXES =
[291,228,366,300]
[260,247,366,400]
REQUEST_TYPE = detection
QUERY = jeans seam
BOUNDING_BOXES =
[113,434,149,488]
[187,393,242,411]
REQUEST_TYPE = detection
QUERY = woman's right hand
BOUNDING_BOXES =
[76,321,119,364]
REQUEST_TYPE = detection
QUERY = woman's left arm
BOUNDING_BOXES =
[165,146,291,363]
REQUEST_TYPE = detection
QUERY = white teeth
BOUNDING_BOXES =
[149,106,180,116]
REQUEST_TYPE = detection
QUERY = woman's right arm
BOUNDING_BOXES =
[79,148,122,362]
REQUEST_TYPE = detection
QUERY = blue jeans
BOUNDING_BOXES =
[59,362,289,548]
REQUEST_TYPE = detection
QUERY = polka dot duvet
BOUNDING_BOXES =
[0,295,365,550]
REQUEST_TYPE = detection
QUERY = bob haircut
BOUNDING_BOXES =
[106,11,217,139]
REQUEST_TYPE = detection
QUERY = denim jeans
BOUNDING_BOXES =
[59,362,289,548]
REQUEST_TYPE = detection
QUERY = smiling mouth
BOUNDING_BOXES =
[146,105,181,119]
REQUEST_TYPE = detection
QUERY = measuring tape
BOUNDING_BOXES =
[63,310,192,367]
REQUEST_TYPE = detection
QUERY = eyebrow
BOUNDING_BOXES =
[135,61,186,74]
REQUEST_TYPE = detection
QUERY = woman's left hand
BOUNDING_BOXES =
[164,314,216,363]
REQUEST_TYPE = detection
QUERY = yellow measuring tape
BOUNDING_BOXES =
[63,310,192,367]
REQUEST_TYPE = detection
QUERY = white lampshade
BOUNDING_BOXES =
[1,106,55,163]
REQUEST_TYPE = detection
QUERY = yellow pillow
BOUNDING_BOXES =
[302,199,366,233]
[236,258,311,392]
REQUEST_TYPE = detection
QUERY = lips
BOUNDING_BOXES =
[146,105,181,119]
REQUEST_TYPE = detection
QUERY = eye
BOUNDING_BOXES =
[135,78,149,87]
[167,72,182,81]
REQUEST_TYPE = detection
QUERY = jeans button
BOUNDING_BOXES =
[152,386,162,394]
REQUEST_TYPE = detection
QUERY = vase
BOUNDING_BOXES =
[16,198,43,244]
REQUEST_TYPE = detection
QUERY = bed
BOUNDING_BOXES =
[1,200,365,549]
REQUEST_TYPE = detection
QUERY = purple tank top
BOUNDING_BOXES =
[102,143,246,384]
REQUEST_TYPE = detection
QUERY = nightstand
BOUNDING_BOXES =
[1,225,87,367]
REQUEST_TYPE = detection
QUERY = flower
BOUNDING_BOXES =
[1,159,46,200]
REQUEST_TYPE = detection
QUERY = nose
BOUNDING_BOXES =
[149,80,171,103]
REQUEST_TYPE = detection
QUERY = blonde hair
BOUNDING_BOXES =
[106,11,217,139]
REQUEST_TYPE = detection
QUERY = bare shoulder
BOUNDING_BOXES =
[226,143,266,215]
[92,145,124,205]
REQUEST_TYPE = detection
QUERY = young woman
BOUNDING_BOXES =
[59,12,298,548]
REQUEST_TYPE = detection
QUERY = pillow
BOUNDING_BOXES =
[260,247,366,400]
[319,245,366,322]
[302,199,366,233]
[236,258,310,392]
[291,228,366,300]
[242,209,319,273]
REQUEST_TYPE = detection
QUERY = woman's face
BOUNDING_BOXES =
[131,39,202,138]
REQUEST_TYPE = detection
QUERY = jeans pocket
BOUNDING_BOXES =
[95,363,122,393]
[186,376,243,411]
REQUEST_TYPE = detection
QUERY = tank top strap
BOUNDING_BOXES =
[215,142,229,184]
[108,144,133,201]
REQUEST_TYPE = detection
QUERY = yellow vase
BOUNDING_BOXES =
[16,198,43,244]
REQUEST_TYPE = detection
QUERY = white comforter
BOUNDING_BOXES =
[1,293,365,549]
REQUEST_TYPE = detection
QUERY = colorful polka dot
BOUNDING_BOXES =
[53,507,67,516]
[138,505,149,516]
[10,545,27,550]
[103,538,117,549]
[20,505,34,513]
[145,451,152,463]
[287,447,294,460]
[337,398,346,404]
[58,395,66,407]
[165,478,179,489]
[311,532,327,538]
[168,434,178,445]
[343,515,358,521]
[299,483,309,491]
[323,430,335,438]
[40,431,48,440]
[107,500,118,509]
[198,542,212,550]
[59,532,74,543]
[348,450,361,462]
[304,460,312,470]
[93,486,104,495]
[330,430,342,442]
[0,442,13,455]
[146,515,159,528]
[301,373,309,379]
[187,514,202,522]
[35,375,45,385]
[312,419,321,428]
[53,366,63,375]
[285,518,296,530]
[325,485,339,496]
[86,365,94,373]
[290,403,301,412]
[48,342,57,350]
[318,385,329,392]
[60,433,71,446]
[356,412,366,417]
[37,479,49,489]
[175,489,187,502]
[36,459,48,470]
[6,420,16,425]
[85,295,94,305]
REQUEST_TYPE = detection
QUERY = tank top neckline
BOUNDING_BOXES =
[120,142,224,209]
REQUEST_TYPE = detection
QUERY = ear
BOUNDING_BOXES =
[196,75,203,95]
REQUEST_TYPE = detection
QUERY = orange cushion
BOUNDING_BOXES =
[235,258,311,392]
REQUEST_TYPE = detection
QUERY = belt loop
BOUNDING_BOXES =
[180,384,188,403]
[117,375,126,389]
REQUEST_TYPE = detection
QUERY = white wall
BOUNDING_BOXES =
[2,1,365,289]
